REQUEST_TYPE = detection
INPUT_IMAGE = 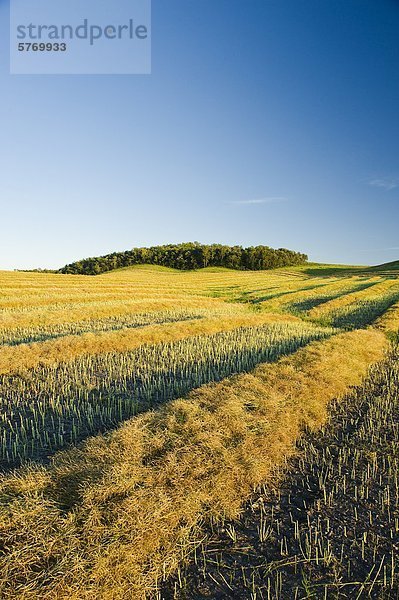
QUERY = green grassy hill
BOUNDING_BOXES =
[83,261,399,278]
[370,260,399,272]
[100,263,180,274]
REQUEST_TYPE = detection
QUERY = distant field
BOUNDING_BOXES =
[0,264,398,598]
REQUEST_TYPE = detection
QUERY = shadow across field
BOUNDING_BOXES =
[285,280,378,315]
[234,283,332,305]
[326,291,399,330]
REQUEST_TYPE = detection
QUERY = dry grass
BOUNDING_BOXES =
[0,329,387,599]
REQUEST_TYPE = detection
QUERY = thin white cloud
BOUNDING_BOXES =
[368,178,399,191]
[230,197,287,205]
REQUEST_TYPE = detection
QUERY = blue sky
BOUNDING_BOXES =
[0,0,398,269]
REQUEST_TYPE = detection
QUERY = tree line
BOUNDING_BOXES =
[58,243,308,275]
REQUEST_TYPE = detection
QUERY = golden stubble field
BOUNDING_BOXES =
[0,264,398,599]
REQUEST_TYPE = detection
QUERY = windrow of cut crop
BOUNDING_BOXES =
[281,278,378,315]
[0,329,387,599]
[164,345,399,598]
[226,279,333,305]
[374,301,399,339]
[0,321,331,468]
[308,280,399,329]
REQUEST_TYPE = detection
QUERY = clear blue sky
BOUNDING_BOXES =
[0,0,398,270]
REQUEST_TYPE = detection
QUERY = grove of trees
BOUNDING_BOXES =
[59,243,308,275]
